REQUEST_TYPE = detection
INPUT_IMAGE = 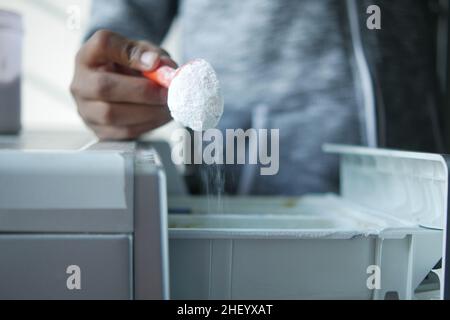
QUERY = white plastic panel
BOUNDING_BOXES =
[324,144,448,229]
[0,151,127,209]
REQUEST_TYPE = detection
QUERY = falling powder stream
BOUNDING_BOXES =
[201,163,225,214]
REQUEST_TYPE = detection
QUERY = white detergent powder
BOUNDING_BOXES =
[168,59,224,131]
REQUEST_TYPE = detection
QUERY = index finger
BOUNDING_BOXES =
[78,30,163,72]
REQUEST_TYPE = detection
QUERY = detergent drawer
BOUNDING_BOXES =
[0,234,132,300]
[169,223,442,300]
[168,196,443,300]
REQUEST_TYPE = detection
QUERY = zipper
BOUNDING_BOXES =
[345,0,378,148]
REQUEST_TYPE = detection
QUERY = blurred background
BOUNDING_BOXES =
[0,0,181,136]
[1,0,450,153]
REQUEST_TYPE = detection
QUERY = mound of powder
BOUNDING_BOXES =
[167,59,224,131]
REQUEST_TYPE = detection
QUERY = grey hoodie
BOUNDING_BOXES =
[87,0,444,195]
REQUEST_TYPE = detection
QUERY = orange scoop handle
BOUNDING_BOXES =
[143,65,177,88]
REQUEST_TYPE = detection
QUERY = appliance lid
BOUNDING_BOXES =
[324,144,448,230]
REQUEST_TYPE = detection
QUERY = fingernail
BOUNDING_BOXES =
[160,55,178,68]
[140,51,158,70]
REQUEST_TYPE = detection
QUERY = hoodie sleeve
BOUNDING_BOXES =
[85,0,178,44]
